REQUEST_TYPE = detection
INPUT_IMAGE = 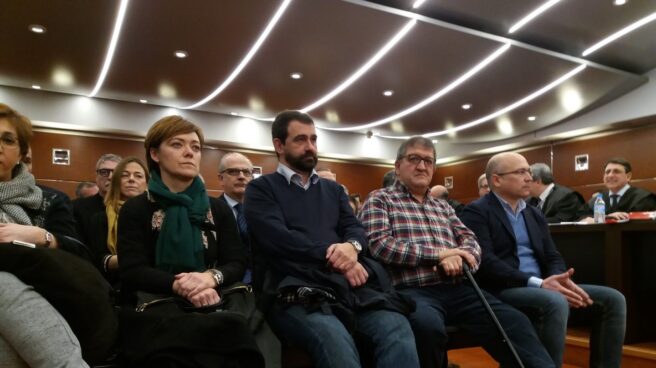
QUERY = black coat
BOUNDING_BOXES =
[581,186,656,217]
[529,184,585,223]
[118,192,247,298]
[460,193,567,291]
[72,192,105,247]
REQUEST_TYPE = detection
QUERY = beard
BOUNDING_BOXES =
[285,150,318,173]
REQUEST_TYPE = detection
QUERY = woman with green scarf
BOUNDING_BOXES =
[89,156,148,286]
[117,115,263,367]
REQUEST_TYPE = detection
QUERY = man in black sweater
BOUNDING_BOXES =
[244,110,419,368]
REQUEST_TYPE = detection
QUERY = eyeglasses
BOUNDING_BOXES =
[0,134,19,150]
[221,168,253,177]
[403,154,435,167]
[96,168,115,177]
[495,168,532,177]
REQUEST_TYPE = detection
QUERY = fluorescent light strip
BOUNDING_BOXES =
[582,12,656,56]
[319,43,511,132]
[89,0,129,97]
[300,19,417,113]
[508,0,561,34]
[378,63,586,140]
[412,0,427,9]
[182,0,292,109]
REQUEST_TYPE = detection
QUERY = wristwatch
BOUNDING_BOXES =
[347,240,362,254]
[208,269,224,287]
[44,230,53,248]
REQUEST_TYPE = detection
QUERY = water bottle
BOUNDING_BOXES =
[593,194,606,224]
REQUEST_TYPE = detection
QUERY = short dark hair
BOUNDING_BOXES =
[75,181,97,198]
[272,110,314,143]
[605,157,631,173]
[382,170,396,188]
[530,163,554,184]
[144,115,204,173]
[395,136,436,162]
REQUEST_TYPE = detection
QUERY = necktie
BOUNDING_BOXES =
[234,202,251,284]
[610,194,619,211]
[234,203,248,238]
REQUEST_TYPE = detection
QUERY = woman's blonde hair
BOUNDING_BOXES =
[104,156,149,209]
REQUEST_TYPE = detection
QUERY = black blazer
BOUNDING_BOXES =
[581,186,656,217]
[460,193,567,291]
[531,184,585,223]
[72,193,105,246]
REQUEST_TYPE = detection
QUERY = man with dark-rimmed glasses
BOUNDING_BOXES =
[360,137,554,368]
[72,153,121,246]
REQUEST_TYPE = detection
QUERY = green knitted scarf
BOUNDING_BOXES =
[148,171,209,273]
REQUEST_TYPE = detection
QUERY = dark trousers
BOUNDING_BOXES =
[399,283,555,368]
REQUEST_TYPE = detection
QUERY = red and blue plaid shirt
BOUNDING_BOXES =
[360,181,481,288]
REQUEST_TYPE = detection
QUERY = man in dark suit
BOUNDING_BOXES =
[580,157,656,222]
[72,153,121,246]
[217,152,254,283]
[460,152,626,368]
[429,184,465,217]
[527,163,584,223]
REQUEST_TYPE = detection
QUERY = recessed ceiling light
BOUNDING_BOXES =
[461,104,472,110]
[29,24,46,34]
[31,85,41,90]
[528,116,536,121]
[290,72,303,80]
[383,90,394,97]
[432,139,438,144]
[614,0,627,5]
[412,0,427,9]
[139,99,147,103]
[230,112,239,116]
[582,12,656,56]
[174,50,188,59]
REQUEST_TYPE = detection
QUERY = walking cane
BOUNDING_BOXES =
[462,263,525,368]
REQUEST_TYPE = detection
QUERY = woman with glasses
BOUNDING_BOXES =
[89,156,149,287]
[0,103,117,367]
[117,115,264,367]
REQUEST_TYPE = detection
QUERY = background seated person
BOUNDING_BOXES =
[460,152,626,368]
[89,156,148,287]
[429,184,464,217]
[117,115,264,367]
[527,163,585,223]
[0,103,116,366]
[580,157,656,222]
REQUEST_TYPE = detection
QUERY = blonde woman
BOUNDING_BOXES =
[89,156,148,285]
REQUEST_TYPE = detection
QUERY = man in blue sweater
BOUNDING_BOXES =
[244,110,419,368]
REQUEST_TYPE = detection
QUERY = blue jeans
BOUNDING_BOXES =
[268,304,419,368]
[399,283,555,368]
[497,284,626,368]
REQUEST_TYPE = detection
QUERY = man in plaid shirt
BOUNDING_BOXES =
[360,136,553,368]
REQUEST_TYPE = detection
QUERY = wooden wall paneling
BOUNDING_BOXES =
[552,124,656,199]
[31,131,394,200]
